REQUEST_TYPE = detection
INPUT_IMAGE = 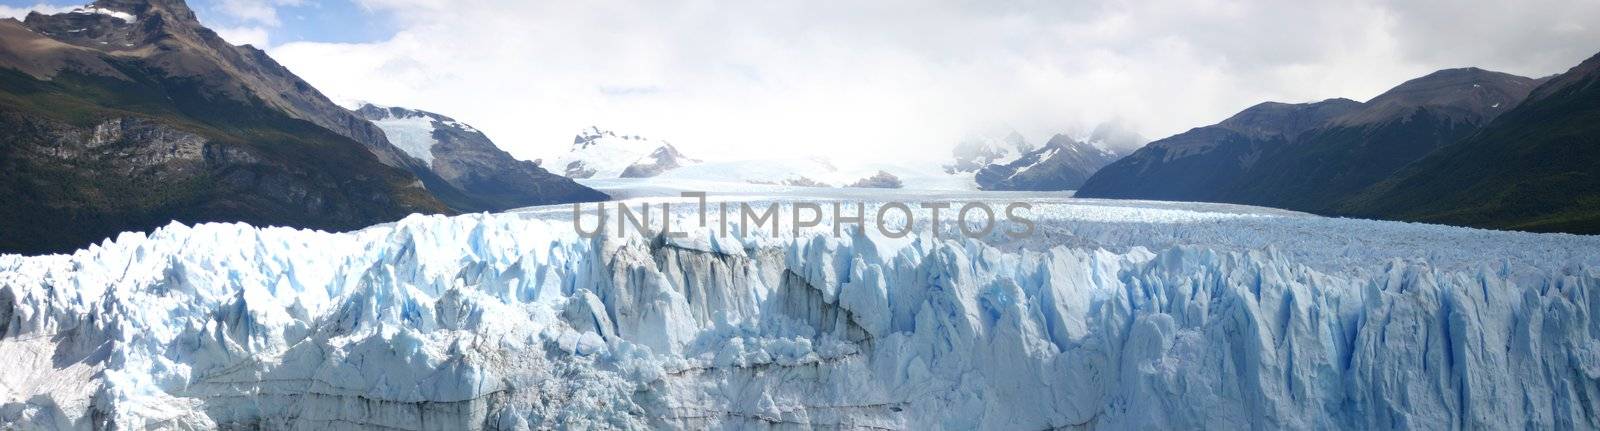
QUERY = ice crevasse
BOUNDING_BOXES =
[1,210,1599,429]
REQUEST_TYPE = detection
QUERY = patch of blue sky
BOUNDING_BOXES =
[189,0,395,45]
[0,0,396,45]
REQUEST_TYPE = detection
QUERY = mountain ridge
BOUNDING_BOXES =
[1076,97,1363,201]
[1077,65,1546,216]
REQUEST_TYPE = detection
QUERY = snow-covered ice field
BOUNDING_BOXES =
[2,185,1599,429]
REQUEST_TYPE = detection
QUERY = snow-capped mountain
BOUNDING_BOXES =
[974,134,1123,191]
[355,104,607,209]
[946,125,1138,191]
[945,129,1034,173]
[553,127,700,179]
[3,194,1599,429]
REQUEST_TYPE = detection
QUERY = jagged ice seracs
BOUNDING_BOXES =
[2,195,1599,429]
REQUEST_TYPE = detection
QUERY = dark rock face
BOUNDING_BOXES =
[0,101,441,254]
[1078,68,1544,214]
[564,161,597,179]
[354,105,607,210]
[975,135,1121,191]
[620,144,698,178]
[848,171,904,189]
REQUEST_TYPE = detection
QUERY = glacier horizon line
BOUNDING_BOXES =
[572,192,1037,240]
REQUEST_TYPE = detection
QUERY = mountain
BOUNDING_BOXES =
[1225,68,1542,211]
[553,126,699,179]
[0,0,604,254]
[622,144,697,178]
[19,0,416,168]
[354,104,606,209]
[1078,68,1542,212]
[1339,52,1600,233]
[945,129,1033,173]
[975,134,1123,191]
[0,1,455,255]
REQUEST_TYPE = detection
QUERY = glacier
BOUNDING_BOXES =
[2,194,1600,429]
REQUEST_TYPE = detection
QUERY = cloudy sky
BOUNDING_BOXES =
[4,0,1599,164]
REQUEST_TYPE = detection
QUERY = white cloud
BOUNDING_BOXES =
[216,0,302,26]
[269,0,1600,166]
[0,3,75,20]
[213,25,271,47]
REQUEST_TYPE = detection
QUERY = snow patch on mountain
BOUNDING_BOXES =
[359,104,491,166]
[70,6,135,23]
[353,103,608,209]
[370,114,439,164]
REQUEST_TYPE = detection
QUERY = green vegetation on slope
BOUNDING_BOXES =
[1228,109,1480,213]
[1337,60,1600,234]
[0,64,449,255]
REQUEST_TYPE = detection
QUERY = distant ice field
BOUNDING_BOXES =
[548,181,1598,276]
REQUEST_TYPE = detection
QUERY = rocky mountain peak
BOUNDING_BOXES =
[23,0,211,50]
[1041,134,1099,152]
[355,103,467,126]
[97,0,198,24]
[973,132,1124,191]
[17,0,435,174]
[1334,67,1539,126]
[573,126,649,150]
[620,143,700,178]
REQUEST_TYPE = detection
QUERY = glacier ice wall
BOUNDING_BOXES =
[2,207,1600,429]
